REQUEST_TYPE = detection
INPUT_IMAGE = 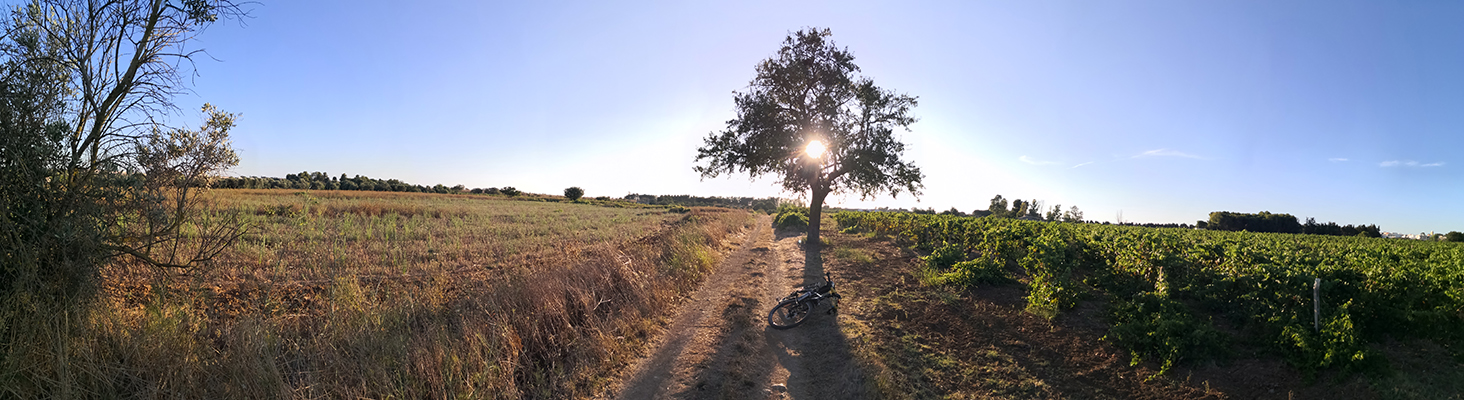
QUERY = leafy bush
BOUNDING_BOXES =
[501,186,521,197]
[564,186,584,201]
[1019,228,1086,317]
[950,258,1012,285]
[1104,293,1229,374]
[1278,300,1384,375]
[774,203,810,230]
[919,242,1011,286]
[668,204,691,213]
[922,242,965,270]
[775,211,808,230]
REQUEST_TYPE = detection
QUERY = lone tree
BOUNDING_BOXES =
[695,28,923,246]
[564,186,585,201]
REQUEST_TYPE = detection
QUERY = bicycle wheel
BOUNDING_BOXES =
[767,299,812,329]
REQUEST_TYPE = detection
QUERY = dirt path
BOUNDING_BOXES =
[607,216,870,400]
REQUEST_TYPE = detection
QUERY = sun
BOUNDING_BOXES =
[806,140,826,159]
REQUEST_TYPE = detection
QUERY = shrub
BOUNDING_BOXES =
[922,242,965,270]
[564,186,585,201]
[668,205,690,213]
[775,211,808,230]
[773,202,810,230]
[951,258,1012,285]
[594,196,609,201]
[501,186,520,197]
[1104,293,1229,374]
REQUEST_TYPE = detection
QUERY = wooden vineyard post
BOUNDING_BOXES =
[1313,277,1321,332]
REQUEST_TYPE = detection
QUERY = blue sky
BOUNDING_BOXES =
[166,0,1462,233]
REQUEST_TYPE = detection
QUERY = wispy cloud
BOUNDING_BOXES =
[1134,148,1205,159]
[1328,158,1349,162]
[1071,148,1207,169]
[1380,160,1445,168]
[1019,155,1060,166]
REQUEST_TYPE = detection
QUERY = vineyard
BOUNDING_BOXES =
[833,211,1464,376]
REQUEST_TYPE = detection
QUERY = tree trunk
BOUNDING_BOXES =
[807,188,828,248]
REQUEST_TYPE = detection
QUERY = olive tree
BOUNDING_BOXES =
[695,28,923,246]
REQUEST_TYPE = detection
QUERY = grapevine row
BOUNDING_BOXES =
[833,211,1464,374]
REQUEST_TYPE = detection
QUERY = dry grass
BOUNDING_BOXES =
[3,189,754,399]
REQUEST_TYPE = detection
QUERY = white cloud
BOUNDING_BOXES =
[1134,148,1204,159]
[1070,161,1095,169]
[1019,155,1060,166]
[1328,158,1348,162]
[1380,160,1445,168]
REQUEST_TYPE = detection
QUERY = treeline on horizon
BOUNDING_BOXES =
[1204,211,1383,238]
[622,194,781,212]
[213,172,783,211]
[862,195,1401,239]
[216,172,483,194]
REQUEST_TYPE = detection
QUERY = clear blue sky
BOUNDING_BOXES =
[166,0,1462,234]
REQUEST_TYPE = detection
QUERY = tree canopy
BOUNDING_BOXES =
[695,28,923,244]
[1,0,248,302]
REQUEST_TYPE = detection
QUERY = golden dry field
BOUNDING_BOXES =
[17,189,753,399]
[187,189,686,281]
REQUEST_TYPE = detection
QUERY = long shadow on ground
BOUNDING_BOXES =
[761,231,871,399]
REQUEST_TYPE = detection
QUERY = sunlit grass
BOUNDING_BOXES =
[6,189,754,399]
[117,189,681,284]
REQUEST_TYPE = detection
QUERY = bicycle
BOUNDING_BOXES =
[767,272,841,329]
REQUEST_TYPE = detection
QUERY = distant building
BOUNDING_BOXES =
[1382,232,1424,240]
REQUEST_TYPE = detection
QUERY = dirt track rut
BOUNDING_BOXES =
[608,215,869,400]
